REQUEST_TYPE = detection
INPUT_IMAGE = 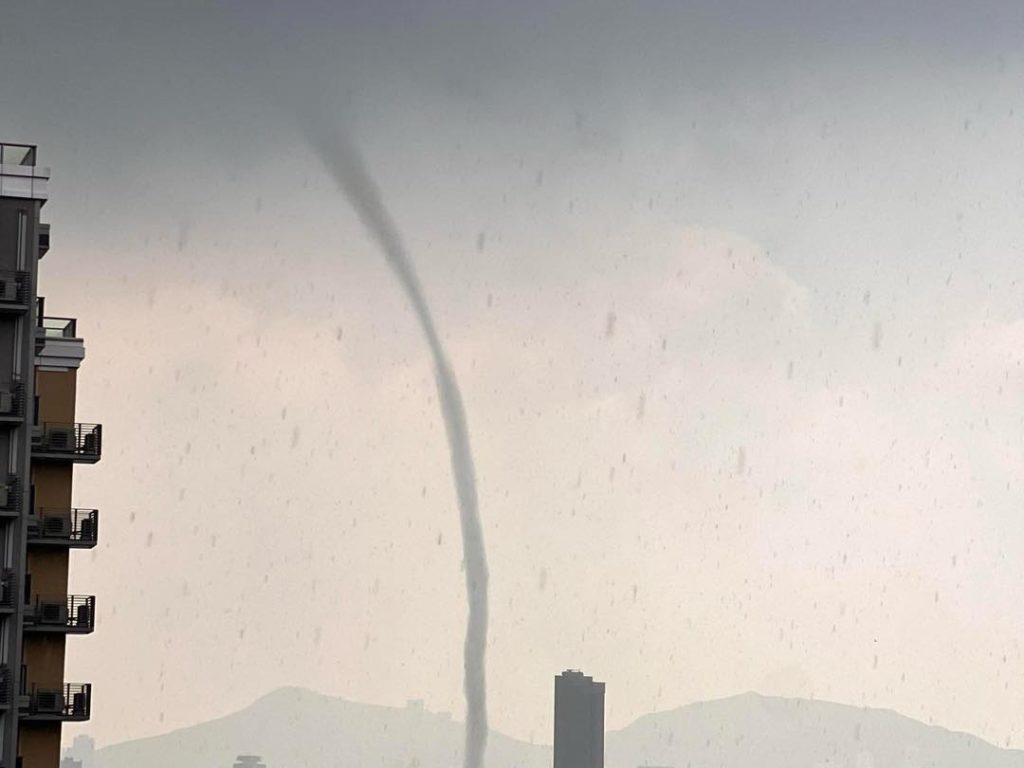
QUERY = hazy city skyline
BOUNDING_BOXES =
[3,0,1024,755]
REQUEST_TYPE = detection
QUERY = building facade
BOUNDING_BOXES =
[553,670,605,768]
[0,143,100,768]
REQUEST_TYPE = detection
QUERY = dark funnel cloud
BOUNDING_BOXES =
[303,118,489,768]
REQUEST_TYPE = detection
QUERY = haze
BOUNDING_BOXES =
[2,0,1024,754]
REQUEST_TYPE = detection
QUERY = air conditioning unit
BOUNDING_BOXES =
[34,689,63,714]
[76,602,93,628]
[0,390,13,414]
[71,690,88,717]
[79,515,95,541]
[0,280,17,303]
[38,600,69,626]
[44,427,74,452]
[0,485,8,509]
[30,426,43,446]
[41,515,70,537]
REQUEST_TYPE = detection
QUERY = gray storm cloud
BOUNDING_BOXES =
[304,121,489,768]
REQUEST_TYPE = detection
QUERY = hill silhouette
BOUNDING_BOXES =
[93,688,1024,768]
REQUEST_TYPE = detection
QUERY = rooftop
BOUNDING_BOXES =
[0,144,36,167]
[0,142,49,201]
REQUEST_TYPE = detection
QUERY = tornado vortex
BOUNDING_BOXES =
[306,123,489,768]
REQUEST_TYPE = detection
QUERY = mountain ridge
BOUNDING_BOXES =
[92,687,1024,768]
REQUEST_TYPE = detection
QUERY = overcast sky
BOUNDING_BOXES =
[4,0,1024,753]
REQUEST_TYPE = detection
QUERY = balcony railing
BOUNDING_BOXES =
[1,143,47,201]
[28,508,98,548]
[24,595,95,634]
[0,666,11,710]
[0,476,20,515]
[35,296,78,338]
[0,271,29,309]
[37,316,77,338]
[0,144,36,167]
[32,423,102,463]
[0,381,25,424]
[22,683,91,721]
[0,570,15,613]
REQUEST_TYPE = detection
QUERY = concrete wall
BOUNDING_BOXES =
[22,368,78,767]
[21,723,62,768]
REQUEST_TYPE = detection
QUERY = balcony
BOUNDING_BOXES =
[0,143,48,202]
[24,595,95,634]
[34,297,86,369]
[0,476,21,517]
[0,666,11,711]
[0,270,30,313]
[0,571,15,615]
[0,381,26,427]
[37,315,76,339]
[31,423,102,463]
[28,509,98,548]
[36,296,76,335]
[0,144,36,167]
[21,683,91,722]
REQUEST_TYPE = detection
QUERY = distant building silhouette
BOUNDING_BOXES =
[61,734,95,768]
[553,670,605,768]
[233,756,266,768]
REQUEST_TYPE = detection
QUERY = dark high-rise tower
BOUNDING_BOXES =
[553,670,605,768]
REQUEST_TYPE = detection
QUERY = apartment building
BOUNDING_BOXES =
[0,143,100,768]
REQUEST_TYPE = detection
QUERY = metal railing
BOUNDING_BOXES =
[0,666,10,709]
[0,476,20,514]
[0,381,25,420]
[0,570,14,612]
[0,144,36,167]
[37,316,77,338]
[35,297,77,337]
[26,595,95,633]
[30,508,98,546]
[32,423,102,460]
[0,271,29,307]
[24,683,91,720]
